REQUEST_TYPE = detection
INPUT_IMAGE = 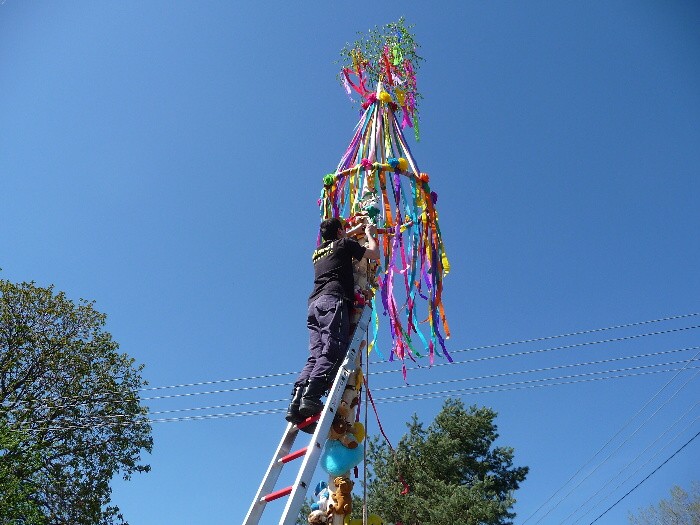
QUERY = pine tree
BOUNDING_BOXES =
[363,399,528,525]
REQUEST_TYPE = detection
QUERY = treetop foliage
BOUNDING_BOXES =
[360,399,528,525]
[628,482,700,525]
[0,278,152,525]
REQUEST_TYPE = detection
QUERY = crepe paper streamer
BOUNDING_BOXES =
[323,22,450,375]
[317,85,451,373]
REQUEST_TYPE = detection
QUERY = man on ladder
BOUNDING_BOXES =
[286,217,379,430]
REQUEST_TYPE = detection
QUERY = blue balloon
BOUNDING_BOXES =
[319,440,364,477]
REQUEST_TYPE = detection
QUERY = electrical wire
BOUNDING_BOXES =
[525,354,700,525]
[587,429,700,525]
[4,346,697,418]
[372,346,699,394]
[5,323,698,414]
[375,364,700,405]
[581,416,699,524]
[137,311,699,391]
[15,361,699,432]
[568,408,699,525]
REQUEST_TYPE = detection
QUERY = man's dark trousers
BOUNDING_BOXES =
[296,294,350,387]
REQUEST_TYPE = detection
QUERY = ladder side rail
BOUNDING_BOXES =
[242,423,299,524]
[279,305,372,525]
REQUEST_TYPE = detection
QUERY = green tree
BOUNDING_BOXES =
[0,279,152,525]
[0,420,45,524]
[628,482,700,525]
[363,399,528,525]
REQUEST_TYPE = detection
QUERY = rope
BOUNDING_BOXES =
[363,376,410,495]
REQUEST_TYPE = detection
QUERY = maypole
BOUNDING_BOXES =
[319,18,452,377]
[308,19,452,525]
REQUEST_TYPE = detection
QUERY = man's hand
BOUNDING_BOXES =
[363,223,380,260]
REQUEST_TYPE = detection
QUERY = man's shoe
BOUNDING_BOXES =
[285,383,305,424]
[298,379,328,418]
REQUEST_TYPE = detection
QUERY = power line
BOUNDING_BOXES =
[375,364,700,405]
[138,312,700,392]
[136,326,699,401]
[587,429,700,525]
[432,315,700,358]
[3,313,698,419]
[17,361,699,432]
[528,358,700,525]
[102,352,700,417]
[580,416,699,524]
[123,323,700,402]
[4,319,698,413]
[374,346,699,394]
[4,314,698,433]
[569,410,699,525]
[5,345,698,418]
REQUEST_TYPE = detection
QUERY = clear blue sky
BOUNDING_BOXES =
[1,2,699,524]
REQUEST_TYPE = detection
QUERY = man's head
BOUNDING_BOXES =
[320,217,345,241]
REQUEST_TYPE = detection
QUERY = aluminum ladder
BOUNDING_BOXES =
[242,304,371,525]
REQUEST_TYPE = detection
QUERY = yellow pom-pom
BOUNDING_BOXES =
[398,157,408,171]
[378,91,392,103]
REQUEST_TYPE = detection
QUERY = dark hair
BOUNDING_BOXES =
[320,218,343,241]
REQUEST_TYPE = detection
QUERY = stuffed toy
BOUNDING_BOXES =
[329,414,350,440]
[310,481,330,512]
[348,421,365,444]
[329,416,360,449]
[308,510,328,524]
[328,476,354,516]
[338,386,359,419]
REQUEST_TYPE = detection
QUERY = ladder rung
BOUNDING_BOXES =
[296,414,320,431]
[243,305,373,525]
[261,486,292,503]
[279,447,308,464]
